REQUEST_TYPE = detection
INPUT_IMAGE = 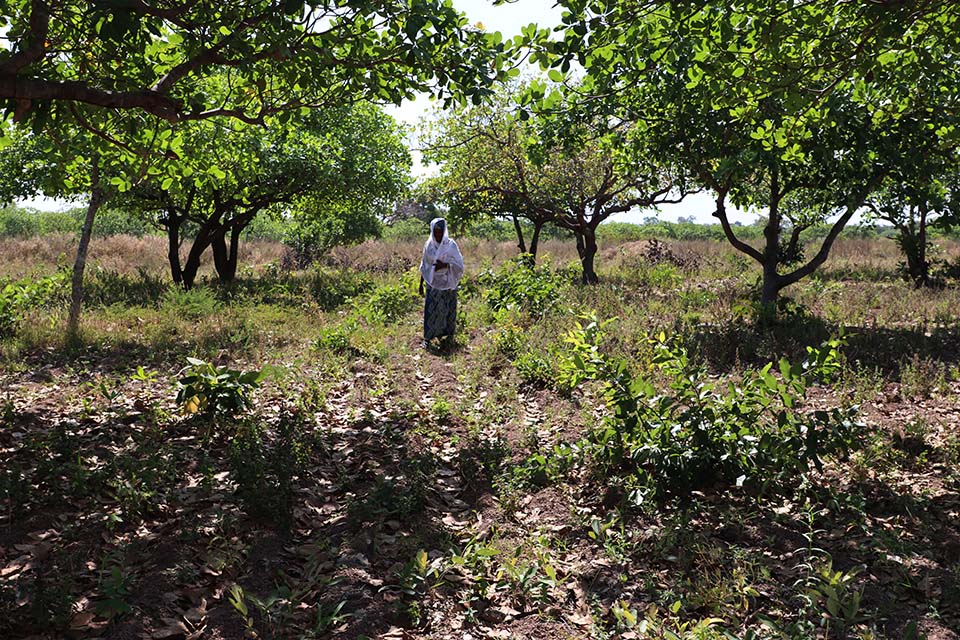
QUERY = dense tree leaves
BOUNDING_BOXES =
[0,0,510,130]
[422,81,690,281]
[538,0,960,147]
[116,104,411,287]
[522,0,960,307]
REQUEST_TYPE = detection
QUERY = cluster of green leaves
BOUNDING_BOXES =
[228,415,307,527]
[0,272,68,336]
[477,256,570,317]
[0,0,510,131]
[175,357,266,419]
[560,325,862,501]
[356,280,419,325]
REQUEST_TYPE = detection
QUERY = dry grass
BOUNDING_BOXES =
[0,234,287,279]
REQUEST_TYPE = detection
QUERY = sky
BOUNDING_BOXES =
[21,0,756,225]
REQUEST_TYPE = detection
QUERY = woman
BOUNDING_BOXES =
[418,218,464,348]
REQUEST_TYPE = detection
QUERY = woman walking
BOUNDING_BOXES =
[418,218,464,349]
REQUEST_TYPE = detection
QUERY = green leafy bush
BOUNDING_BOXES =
[175,357,265,419]
[477,257,567,317]
[315,321,360,355]
[159,285,219,319]
[0,271,68,336]
[514,350,556,387]
[560,325,862,501]
[305,266,374,311]
[358,280,418,324]
[229,415,305,527]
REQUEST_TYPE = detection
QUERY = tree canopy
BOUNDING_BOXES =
[423,81,690,282]
[0,0,510,130]
[116,103,410,288]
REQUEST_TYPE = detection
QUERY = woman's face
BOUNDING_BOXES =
[433,223,444,242]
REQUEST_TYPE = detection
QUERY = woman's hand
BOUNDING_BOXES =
[435,259,447,270]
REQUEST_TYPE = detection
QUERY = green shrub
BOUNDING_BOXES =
[514,350,556,387]
[358,280,418,324]
[477,256,567,317]
[305,266,374,311]
[175,358,266,419]
[560,325,863,502]
[315,321,360,355]
[159,285,219,319]
[228,415,305,527]
[0,271,68,336]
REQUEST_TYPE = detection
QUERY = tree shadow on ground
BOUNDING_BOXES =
[571,479,960,638]
[0,377,494,639]
[684,315,960,376]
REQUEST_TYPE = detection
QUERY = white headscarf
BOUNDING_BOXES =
[420,217,464,290]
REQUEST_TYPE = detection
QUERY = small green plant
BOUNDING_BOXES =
[806,559,866,637]
[514,349,556,387]
[310,600,349,636]
[899,353,950,399]
[358,281,418,324]
[562,328,863,501]
[315,321,359,354]
[431,396,451,422]
[478,256,567,317]
[391,549,444,627]
[175,357,266,419]
[159,285,219,319]
[228,584,256,634]
[0,271,67,337]
[229,416,305,527]
[94,555,133,619]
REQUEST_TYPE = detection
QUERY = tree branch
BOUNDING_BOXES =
[713,188,764,263]
[781,172,886,287]
[0,0,50,74]
[1,75,183,121]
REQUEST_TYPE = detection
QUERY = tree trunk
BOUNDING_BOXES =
[759,173,782,308]
[760,262,781,306]
[580,227,599,285]
[511,213,527,255]
[167,216,184,286]
[226,224,242,281]
[68,167,105,335]
[529,222,543,263]
[211,230,229,281]
[181,222,218,290]
[575,231,585,260]
[917,206,929,286]
[211,226,241,282]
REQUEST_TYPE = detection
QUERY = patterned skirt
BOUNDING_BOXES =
[424,286,457,340]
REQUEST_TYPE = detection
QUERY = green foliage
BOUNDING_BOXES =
[383,218,429,241]
[561,326,863,501]
[514,349,557,387]
[357,280,418,324]
[304,266,374,311]
[159,286,220,320]
[1,0,509,134]
[315,321,360,355]
[0,271,68,336]
[228,416,305,527]
[0,206,79,236]
[175,358,265,419]
[478,256,568,317]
